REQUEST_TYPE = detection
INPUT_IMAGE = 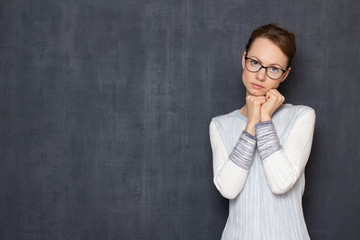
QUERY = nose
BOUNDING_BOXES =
[256,67,266,81]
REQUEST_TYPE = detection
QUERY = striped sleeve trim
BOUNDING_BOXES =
[255,120,281,161]
[229,130,256,170]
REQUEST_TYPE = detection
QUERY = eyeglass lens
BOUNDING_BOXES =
[245,58,283,79]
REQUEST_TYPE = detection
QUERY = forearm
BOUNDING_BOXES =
[210,121,256,199]
[255,110,316,194]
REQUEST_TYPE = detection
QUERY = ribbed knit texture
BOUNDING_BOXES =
[209,104,316,240]
[256,121,282,160]
[229,131,256,170]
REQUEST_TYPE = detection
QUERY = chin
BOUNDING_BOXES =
[250,90,266,96]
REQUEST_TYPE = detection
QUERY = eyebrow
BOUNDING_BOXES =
[248,56,285,69]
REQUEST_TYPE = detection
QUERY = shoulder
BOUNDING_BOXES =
[209,109,243,136]
[283,104,315,120]
[210,109,240,126]
[273,104,316,138]
[279,104,316,131]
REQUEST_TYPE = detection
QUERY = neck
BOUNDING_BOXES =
[239,104,249,117]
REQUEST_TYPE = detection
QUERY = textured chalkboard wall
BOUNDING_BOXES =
[1,0,359,239]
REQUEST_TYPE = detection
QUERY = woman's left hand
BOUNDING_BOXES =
[260,89,285,122]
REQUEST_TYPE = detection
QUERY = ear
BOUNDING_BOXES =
[241,52,246,69]
[280,67,291,83]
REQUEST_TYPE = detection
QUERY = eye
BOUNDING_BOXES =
[269,67,280,73]
[251,60,259,66]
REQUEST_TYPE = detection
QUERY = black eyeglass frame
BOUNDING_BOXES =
[244,56,289,80]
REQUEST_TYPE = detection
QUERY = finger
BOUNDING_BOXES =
[272,89,284,100]
[270,89,285,103]
[256,96,266,102]
[272,89,283,98]
[250,98,265,106]
[255,96,266,100]
[269,90,284,101]
[266,91,275,100]
[248,96,265,101]
[257,97,266,104]
[269,88,278,93]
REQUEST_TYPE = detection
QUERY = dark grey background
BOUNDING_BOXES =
[1,0,359,239]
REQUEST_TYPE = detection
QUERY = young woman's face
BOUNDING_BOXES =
[242,37,290,96]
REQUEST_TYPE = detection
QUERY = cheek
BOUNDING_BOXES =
[241,73,248,87]
[271,81,281,89]
[242,71,251,84]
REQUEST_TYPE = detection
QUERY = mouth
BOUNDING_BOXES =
[251,83,264,89]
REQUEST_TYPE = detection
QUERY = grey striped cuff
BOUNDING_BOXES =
[255,120,281,161]
[229,130,256,170]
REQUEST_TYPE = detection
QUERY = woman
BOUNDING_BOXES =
[209,23,315,239]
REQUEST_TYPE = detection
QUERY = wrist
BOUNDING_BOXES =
[245,122,256,136]
[261,114,271,122]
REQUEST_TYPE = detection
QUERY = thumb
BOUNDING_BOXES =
[259,96,267,103]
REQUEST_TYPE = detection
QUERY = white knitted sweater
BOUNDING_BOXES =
[210,103,315,240]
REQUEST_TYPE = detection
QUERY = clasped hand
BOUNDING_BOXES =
[245,89,285,135]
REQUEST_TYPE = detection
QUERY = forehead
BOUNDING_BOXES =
[247,37,288,67]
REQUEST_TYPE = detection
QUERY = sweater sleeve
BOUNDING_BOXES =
[255,109,316,194]
[210,120,256,199]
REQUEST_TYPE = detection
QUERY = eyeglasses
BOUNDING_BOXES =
[244,56,288,80]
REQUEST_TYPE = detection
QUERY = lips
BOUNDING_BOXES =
[251,83,264,89]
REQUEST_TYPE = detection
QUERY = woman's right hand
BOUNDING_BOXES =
[245,95,266,136]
